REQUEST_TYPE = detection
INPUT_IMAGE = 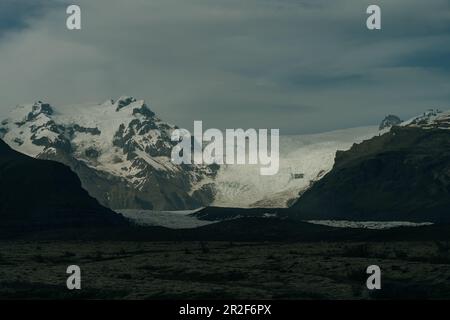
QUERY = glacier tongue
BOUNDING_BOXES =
[212,126,380,208]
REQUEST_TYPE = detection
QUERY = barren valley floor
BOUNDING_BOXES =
[1,241,450,299]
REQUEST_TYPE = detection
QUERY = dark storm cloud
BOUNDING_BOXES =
[0,0,63,37]
[396,50,450,71]
[0,0,449,133]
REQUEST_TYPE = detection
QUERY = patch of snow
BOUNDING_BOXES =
[306,220,433,230]
[401,109,450,130]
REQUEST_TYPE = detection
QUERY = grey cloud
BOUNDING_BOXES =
[0,0,448,134]
[0,0,64,37]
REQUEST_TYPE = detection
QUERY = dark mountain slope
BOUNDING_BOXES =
[289,127,450,223]
[0,139,127,231]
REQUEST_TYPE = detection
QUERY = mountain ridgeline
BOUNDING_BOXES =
[289,125,450,223]
[0,97,381,210]
[0,139,127,232]
[2,97,450,224]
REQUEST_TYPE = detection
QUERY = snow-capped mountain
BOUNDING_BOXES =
[0,97,217,210]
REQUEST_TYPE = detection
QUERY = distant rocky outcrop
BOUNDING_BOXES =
[379,115,402,130]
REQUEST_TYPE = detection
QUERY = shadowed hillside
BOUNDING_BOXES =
[0,139,127,231]
[289,127,450,222]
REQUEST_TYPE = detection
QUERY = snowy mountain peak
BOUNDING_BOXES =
[5,101,54,127]
[115,95,137,106]
[107,96,154,118]
[113,96,140,111]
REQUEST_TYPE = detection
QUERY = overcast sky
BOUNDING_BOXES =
[0,0,449,134]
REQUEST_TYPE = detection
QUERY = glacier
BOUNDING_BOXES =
[211,126,380,208]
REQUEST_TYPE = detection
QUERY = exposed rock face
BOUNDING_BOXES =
[0,97,217,210]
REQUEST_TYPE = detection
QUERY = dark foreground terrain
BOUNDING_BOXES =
[1,240,450,299]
